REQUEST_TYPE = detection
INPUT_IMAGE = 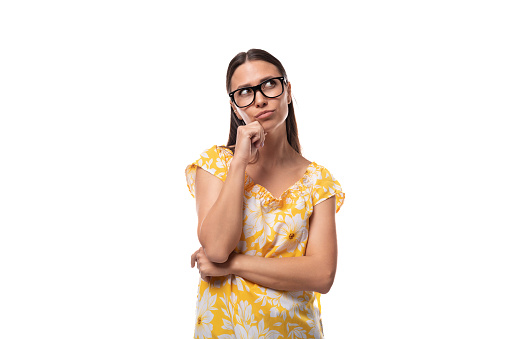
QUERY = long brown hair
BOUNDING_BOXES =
[225,49,301,154]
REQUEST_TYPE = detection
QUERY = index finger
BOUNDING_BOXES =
[191,250,199,268]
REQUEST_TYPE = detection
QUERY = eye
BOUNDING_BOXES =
[238,88,252,97]
[264,79,276,88]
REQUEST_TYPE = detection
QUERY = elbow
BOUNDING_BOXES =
[198,223,234,263]
[318,283,333,295]
[317,270,336,294]
[198,237,230,264]
[202,247,230,263]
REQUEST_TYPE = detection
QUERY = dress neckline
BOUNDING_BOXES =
[220,146,315,201]
[246,161,316,201]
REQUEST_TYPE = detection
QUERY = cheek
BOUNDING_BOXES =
[279,92,290,109]
[278,100,289,116]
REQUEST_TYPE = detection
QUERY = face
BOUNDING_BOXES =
[229,60,292,133]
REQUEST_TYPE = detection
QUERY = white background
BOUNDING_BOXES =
[1,1,508,338]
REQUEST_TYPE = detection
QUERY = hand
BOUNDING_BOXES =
[191,247,235,282]
[234,121,267,165]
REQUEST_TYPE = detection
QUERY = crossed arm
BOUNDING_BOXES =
[191,163,338,294]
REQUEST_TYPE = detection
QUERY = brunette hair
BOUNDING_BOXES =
[224,49,301,154]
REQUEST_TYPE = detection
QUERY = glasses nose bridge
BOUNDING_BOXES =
[252,83,268,104]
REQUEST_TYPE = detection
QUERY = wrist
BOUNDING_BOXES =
[230,156,249,169]
[228,252,243,275]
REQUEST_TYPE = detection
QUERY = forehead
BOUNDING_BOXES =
[230,60,281,89]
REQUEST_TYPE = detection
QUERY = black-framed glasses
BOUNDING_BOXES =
[229,76,287,108]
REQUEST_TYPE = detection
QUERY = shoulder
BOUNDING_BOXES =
[307,162,345,213]
[313,163,339,181]
[191,145,233,165]
[216,145,234,158]
[199,144,230,158]
[185,145,233,197]
[218,145,235,157]
[306,162,338,183]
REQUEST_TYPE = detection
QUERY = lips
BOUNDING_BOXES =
[255,110,274,119]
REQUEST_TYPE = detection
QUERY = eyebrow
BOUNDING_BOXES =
[236,75,280,90]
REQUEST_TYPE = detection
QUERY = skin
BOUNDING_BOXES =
[190,60,338,294]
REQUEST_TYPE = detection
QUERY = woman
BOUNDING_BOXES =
[186,49,345,338]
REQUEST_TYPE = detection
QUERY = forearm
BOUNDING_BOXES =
[199,159,246,262]
[230,253,335,294]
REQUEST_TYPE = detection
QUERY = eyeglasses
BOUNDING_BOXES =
[229,76,287,108]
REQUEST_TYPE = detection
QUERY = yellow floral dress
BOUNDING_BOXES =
[185,145,345,339]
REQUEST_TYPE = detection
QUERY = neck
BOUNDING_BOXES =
[256,122,297,168]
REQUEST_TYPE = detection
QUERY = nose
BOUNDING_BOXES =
[253,88,268,108]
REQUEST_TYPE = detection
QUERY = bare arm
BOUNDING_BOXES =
[195,122,266,263]
[195,159,246,263]
[192,195,338,294]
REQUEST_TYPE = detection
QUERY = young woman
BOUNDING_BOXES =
[186,49,345,338]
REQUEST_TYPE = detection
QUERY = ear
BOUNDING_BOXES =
[229,100,243,120]
[286,82,292,104]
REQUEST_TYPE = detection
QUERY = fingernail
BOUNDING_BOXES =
[261,142,264,147]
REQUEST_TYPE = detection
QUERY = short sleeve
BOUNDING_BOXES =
[312,166,345,213]
[185,145,230,198]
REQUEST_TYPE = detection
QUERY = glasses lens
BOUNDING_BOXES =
[232,78,284,107]
[233,88,254,108]
[261,78,283,98]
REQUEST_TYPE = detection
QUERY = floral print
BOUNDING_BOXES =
[186,145,345,338]
[195,287,218,339]
[273,214,308,255]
